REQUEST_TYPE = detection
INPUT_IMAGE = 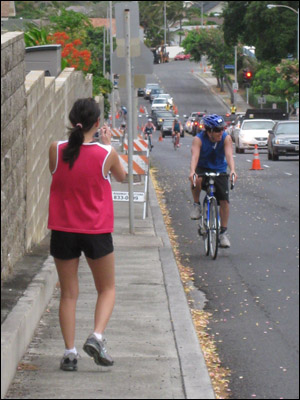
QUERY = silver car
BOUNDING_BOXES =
[234,119,275,153]
[267,121,299,160]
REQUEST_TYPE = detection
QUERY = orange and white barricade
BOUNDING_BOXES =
[112,155,150,219]
[123,138,149,156]
[110,127,124,142]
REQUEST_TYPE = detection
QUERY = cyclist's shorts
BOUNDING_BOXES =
[196,167,229,204]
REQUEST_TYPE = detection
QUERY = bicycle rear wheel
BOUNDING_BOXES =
[209,197,219,260]
[202,199,209,256]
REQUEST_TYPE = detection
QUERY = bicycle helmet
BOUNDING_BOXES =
[203,114,226,130]
[148,118,152,122]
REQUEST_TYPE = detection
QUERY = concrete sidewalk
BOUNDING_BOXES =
[2,176,215,399]
[193,68,250,113]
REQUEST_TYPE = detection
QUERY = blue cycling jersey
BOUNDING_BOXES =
[174,122,180,132]
[196,130,228,172]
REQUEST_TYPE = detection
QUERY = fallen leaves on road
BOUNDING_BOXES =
[151,168,231,399]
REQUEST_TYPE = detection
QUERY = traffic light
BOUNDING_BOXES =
[243,69,253,87]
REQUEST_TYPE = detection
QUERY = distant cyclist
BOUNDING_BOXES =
[172,118,182,149]
[189,114,237,248]
[143,118,156,150]
[121,106,127,121]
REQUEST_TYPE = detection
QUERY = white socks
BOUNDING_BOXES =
[64,346,77,356]
[93,332,103,341]
[64,332,103,355]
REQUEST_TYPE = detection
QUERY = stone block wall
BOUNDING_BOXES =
[1,32,93,279]
[1,32,27,278]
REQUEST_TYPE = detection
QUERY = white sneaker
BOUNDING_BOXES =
[219,232,231,248]
[190,203,202,220]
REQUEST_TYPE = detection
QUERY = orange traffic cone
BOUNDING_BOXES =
[159,136,163,142]
[250,145,263,170]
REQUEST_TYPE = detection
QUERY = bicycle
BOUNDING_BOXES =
[144,128,154,151]
[193,172,235,260]
[172,131,180,150]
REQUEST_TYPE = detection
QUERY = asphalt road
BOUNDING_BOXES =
[119,60,299,399]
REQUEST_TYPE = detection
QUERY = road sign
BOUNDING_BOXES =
[115,2,140,57]
[115,2,140,39]
[232,82,239,91]
[224,64,235,69]
[118,74,146,89]
[258,96,266,104]
[112,41,153,75]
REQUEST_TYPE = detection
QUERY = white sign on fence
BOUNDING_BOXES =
[112,191,145,202]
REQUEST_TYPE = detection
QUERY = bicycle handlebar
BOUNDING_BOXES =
[192,172,235,190]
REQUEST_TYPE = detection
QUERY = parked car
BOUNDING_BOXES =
[151,97,168,112]
[174,52,191,61]
[138,88,145,97]
[150,88,164,102]
[151,110,175,129]
[234,119,275,153]
[267,121,299,160]
[144,83,160,100]
[227,113,245,142]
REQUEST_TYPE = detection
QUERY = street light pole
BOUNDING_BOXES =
[109,1,115,128]
[164,1,167,46]
[267,4,299,61]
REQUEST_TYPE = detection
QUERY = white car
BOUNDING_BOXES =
[151,97,168,112]
[156,93,173,106]
[234,119,275,153]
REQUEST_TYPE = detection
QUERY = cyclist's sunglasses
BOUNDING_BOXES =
[212,127,224,133]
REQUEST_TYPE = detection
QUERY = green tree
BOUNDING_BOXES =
[251,59,299,112]
[222,1,299,63]
[49,9,92,39]
[182,28,234,93]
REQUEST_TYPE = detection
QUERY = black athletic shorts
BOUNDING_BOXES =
[50,231,114,260]
[196,167,229,204]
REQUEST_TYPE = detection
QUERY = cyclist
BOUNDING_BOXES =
[172,118,182,149]
[143,118,156,150]
[189,114,237,248]
[121,106,127,122]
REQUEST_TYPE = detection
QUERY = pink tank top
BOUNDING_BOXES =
[48,141,114,234]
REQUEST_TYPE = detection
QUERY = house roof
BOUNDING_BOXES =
[89,18,116,36]
[1,1,16,17]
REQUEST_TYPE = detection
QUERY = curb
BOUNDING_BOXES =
[193,72,231,112]
[149,178,216,399]
[1,257,58,399]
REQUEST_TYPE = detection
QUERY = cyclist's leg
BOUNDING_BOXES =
[219,200,229,228]
[150,134,153,149]
[214,175,230,228]
[176,132,180,147]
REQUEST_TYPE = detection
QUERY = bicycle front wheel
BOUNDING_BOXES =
[202,199,210,256]
[209,197,219,260]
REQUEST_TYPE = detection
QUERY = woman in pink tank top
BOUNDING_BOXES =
[48,98,126,370]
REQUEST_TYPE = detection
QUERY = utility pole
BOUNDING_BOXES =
[234,45,237,106]
[164,1,167,46]
[124,8,134,234]
[103,27,106,76]
[109,1,115,128]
